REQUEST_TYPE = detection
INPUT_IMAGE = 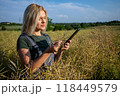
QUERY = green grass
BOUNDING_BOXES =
[0,25,22,30]
[0,25,120,80]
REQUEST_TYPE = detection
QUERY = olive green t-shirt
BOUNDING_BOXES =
[17,33,52,60]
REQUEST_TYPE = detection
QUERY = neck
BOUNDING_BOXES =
[33,30,42,36]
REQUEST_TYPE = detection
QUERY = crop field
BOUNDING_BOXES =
[0,25,120,80]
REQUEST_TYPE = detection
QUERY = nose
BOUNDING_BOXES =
[41,18,46,23]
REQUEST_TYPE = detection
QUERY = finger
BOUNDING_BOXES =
[64,44,69,48]
[64,43,70,47]
[61,47,69,51]
[58,40,62,45]
[53,40,62,47]
[67,40,71,43]
[64,42,68,46]
[53,40,62,44]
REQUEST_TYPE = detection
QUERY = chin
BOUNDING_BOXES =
[40,28,45,31]
[39,26,45,30]
[42,28,46,30]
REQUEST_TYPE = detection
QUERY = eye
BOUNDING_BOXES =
[39,17,41,20]
[42,17,46,20]
[44,16,46,19]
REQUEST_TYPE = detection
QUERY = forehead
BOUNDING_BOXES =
[40,10,46,17]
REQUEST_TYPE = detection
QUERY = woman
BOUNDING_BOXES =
[17,4,70,77]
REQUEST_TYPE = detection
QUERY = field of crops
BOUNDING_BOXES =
[0,25,120,80]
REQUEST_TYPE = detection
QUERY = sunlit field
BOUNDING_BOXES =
[0,25,120,80]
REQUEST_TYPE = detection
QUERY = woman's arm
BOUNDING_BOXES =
[18,41,62,74]
[18,48,51,73]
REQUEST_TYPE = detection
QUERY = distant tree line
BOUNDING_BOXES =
[0,22,22,31]
[47,18,120,31]
[0,18,120,31]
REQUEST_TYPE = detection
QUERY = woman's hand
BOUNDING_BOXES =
[46,40,62,53]
[46,40,71,53]
[60,40,71,51]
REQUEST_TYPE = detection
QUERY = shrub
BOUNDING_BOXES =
[1,26,6,30]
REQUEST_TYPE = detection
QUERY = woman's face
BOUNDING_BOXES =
[36,10,47,31]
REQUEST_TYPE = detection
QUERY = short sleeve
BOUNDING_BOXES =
[17,35,29,51]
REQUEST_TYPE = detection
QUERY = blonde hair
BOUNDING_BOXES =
[22,4,47,36]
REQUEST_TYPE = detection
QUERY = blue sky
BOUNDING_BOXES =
[0,0,120,23]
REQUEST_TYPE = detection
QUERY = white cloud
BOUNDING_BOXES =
[58,14,68,18]
[44,2,108,22]
[0,0,120,23]
[44,2,120,22]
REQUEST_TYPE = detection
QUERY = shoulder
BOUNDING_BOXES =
[42,33,51,40]
[17,34,27,42]
[17,34,31,51]
[42,33,52,44]
[42,33,49,37]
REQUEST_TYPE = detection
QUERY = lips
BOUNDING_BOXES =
[41,25,45,27]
